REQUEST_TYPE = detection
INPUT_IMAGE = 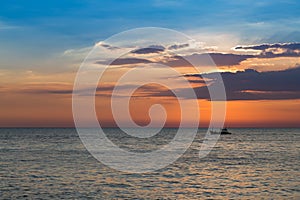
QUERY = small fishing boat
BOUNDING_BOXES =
[210,128,232,135]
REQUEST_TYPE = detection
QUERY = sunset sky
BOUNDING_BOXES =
[1,0,300,127]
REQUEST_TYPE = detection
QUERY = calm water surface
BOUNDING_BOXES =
[1,128,299,199]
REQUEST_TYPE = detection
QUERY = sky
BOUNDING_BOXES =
[0,0,300,127]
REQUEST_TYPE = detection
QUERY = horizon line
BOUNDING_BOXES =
[1,126,299,129]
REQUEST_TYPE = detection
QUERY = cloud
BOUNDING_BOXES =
[235,42,300,58]
[188,66,300,100]
[142,66,300,101]
[207,53,254,66]
[28,89,74,95]
[93,41,256,67]
[62,47,92,58]
[1,83,74,96]
[95,57,152,65]
[94,52,257,68]
[167,43,189,50]
[16,83,163,98]
[96,42,120,50]
[131,45,165,54]
[163,53,254,67]
[235,43,300,51]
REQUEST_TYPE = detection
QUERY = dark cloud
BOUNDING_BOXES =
[95,52,255,68]
[98,42,300,68]
[192,66,300,100]
[24,89,73,95]
[259,50,300,58]
[168,43,189,50]
[163,53,253,67]
[131,45,165,54]
[98,43,120,50]
[235,43,300,58]
[96,58,152,65]
[209,53,254,66]
[143,66,300,101]
[235,43,300,51]
[95,52,252,67]
[20,83,143,97]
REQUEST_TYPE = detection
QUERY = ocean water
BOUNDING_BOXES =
[1,128,299,199]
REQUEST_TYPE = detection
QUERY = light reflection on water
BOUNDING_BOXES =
[1,128,299,199]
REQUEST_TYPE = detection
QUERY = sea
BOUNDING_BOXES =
[1,128,299,199]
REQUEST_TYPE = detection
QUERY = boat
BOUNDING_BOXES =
[210,128,232,135]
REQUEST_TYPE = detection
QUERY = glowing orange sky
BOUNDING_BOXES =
[1,81,299,127]
[1,42,300,127]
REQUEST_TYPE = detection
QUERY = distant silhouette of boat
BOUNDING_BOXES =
[210,128,232,135]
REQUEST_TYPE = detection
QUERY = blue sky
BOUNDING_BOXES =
[1,0,300,71]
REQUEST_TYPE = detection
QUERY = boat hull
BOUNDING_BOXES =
[209,130,232,135]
